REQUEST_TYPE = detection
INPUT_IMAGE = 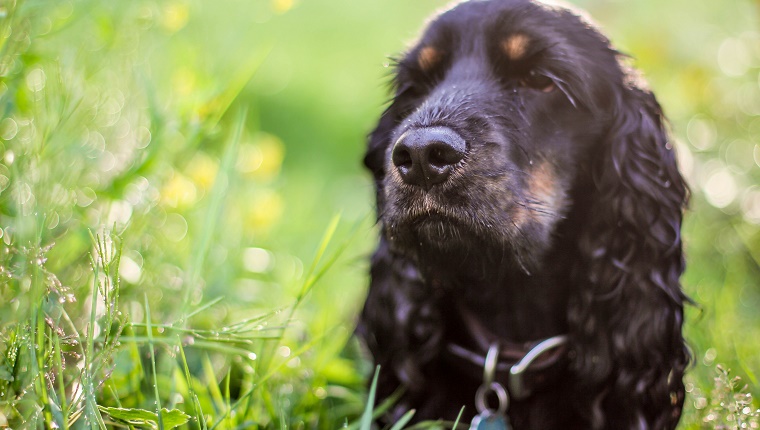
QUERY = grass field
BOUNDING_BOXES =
[1,0,759,428]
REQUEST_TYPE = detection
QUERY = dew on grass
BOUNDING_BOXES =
[314,387,327,399]
[137,126,151,149]
[0,170,8,193]
[0,118,17,140]
[25,67,46,92]
[47,212,59,229]
[287,357,300,368]
[277,346,291,358]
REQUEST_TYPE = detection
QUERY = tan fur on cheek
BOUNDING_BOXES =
[530,163,556,200]
[418,46,442,71]
[501,33,531,61]
[527,161,565,221]
[512,161,567,228]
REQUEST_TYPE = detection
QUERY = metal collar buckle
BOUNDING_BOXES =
[507,335,568,401]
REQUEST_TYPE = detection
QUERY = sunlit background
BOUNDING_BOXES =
[0,0,758,428]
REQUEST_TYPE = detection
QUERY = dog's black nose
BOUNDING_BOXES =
[391,127,466,190]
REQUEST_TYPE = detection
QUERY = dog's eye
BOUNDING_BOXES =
[520,70,555,92]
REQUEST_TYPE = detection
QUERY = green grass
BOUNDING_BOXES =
[0,0,759,428]
[0,1,371,427]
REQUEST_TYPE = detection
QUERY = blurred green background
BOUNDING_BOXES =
[0,0,759,428]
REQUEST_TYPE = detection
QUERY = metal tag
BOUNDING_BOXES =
[471,344,511,430]
[470,411,511,430]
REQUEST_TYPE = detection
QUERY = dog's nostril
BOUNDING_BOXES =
[391,145,413,169]
[428,142,464,167]
[391,127,466,189]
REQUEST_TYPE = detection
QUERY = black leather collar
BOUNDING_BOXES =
[445,304,570,401]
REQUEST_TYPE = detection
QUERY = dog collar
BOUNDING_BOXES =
[447,335,568,401]
[445,304,570,401]
[460,338,568,430]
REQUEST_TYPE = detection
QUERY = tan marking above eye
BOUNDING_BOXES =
[501,33,531,61]
[418,46,442,71]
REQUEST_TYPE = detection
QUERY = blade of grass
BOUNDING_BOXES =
[84,233,107,430]
[254,214,343,385]
[346,386,405,430]
[274,213,342,343]
[144,294,164,430]
[205,44,272,130]
[52,334,69,430]
[296,214,367,316]
[180,107,247,322]
[201,354,226,419]
[359,366,380,430]
[178,342,208,430]
[181,296,225,322]
[300,213,342,299]
[106,382,137,430]
[207,328,333,430]
[452,407,465,429]
[224,367,232,429]
[116,337,275,356]
[388,410,416,430]
[32,288,52,427]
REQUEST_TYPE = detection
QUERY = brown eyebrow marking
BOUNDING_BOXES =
[501,33,531,61]
[418,46,442,71]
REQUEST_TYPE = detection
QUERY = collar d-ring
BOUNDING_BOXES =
[508,335,568,400]
[476,342,510,416]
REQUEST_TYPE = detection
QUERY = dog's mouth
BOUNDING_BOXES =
[409,210,465,229]
[386,203,483,246]
[393,192,469,225]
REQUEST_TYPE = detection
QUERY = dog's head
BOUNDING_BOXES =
[361,2,689,426]
[365,0,679,272]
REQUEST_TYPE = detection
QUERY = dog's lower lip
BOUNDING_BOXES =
[413,212,445,223]
[408,211,468,229]
[391,210,447,227]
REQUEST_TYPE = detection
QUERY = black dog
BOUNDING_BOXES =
[357,1,689,429]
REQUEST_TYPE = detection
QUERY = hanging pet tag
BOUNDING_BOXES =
[469,381,511,430]
[470,410,510,430]
[470,344,511,430]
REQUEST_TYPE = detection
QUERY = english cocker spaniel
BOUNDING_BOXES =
[357,1,690,429]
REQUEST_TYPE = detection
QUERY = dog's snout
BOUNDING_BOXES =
[391,127,466,190]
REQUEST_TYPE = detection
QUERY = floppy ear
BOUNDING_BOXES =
[356,238,445,421]
[363,103,397,183]
[569,86,690,429]
[364,80,419,185]
[359,81,446,420]
[364,88,407,216]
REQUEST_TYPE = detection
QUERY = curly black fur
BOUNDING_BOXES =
[357,1,689,429]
